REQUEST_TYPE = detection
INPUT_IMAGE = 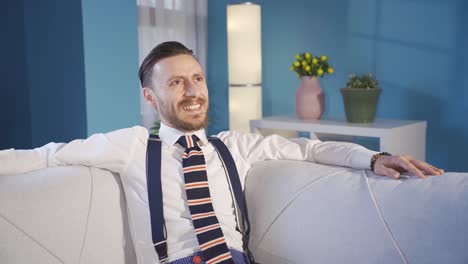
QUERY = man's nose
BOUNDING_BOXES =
[185,80,200,97]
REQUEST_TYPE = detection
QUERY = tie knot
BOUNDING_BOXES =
[176,134,200,149]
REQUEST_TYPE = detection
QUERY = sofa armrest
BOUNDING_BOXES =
[0,166,136,264]
[245,160,468,264]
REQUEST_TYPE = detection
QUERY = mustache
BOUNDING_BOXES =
[178,97,207,107]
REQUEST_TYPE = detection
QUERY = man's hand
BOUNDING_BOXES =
[373,155,444,179]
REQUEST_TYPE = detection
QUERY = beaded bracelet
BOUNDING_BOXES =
[370,152,392,172]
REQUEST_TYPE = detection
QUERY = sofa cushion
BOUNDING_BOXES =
[245,160,468,264]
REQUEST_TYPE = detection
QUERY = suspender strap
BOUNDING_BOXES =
[208,137,249,231]
[146,134,168,263]
[208,137,255,263]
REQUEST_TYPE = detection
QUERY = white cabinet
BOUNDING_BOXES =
[250,116,427,161]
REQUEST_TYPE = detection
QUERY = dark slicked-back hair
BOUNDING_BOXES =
[138,41,194,89]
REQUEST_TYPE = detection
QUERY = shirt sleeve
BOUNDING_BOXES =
[216,130,377,170]
[0,126,148,176]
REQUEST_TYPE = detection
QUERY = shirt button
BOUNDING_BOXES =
[193,255,202,264]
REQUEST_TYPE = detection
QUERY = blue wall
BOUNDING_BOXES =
[207,0,468,171]
[81,0,141,135]
[207,0,230,134]
[23,0,89,147]
[0,0,140,149]
[1,0,32,149]
[1,0,87,149]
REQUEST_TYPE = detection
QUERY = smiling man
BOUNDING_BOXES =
[141,47,209,132]
[0,41,444,264]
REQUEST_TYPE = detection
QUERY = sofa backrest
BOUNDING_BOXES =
[0,166,136,264]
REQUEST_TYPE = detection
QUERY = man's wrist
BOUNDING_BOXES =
[370,152,392,172]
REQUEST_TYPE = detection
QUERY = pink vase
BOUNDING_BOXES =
[295,76,324,120]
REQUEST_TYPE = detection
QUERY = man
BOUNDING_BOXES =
[0,41,444,264]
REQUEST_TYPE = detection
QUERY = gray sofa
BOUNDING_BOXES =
[1,161,467,264]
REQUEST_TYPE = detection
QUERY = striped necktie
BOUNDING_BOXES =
[177,134,234,264]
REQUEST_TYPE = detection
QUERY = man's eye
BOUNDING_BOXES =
[171,80,182,86]
[195,76,204,82]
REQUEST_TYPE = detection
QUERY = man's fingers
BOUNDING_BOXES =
[397,157,426,179]
[429,164,445,175]
[405,155,445,176]
[411,159,441,176]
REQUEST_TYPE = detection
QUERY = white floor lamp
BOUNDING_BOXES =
[227,2,262,133]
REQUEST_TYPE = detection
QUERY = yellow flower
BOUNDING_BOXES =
[290,52,333,79]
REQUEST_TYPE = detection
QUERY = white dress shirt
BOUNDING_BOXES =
[0,123,377,263]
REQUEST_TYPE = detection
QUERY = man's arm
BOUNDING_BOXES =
[0,142,65,175]
[217,131,376,169]
[217,131,444,178]
[0,126,148,176]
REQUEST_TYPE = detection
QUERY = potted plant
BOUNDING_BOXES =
[340,74,381,123]
[290,52,334,120]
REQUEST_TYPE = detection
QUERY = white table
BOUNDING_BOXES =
[250,116,427,161]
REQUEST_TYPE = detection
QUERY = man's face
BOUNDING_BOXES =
[150,54,209,132]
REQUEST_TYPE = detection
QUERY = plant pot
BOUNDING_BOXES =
[295,76,324,120]
[340,88,381,123]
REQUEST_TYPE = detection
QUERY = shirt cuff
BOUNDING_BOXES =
[350,147,379,170]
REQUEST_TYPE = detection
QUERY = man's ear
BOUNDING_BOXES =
[143,87,158,109]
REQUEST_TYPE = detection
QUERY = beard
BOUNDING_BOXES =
[159,97,209,132]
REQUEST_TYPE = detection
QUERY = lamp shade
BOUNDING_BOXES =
[227,3,262,132]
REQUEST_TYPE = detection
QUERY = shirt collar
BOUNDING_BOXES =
[158,122,208,147]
